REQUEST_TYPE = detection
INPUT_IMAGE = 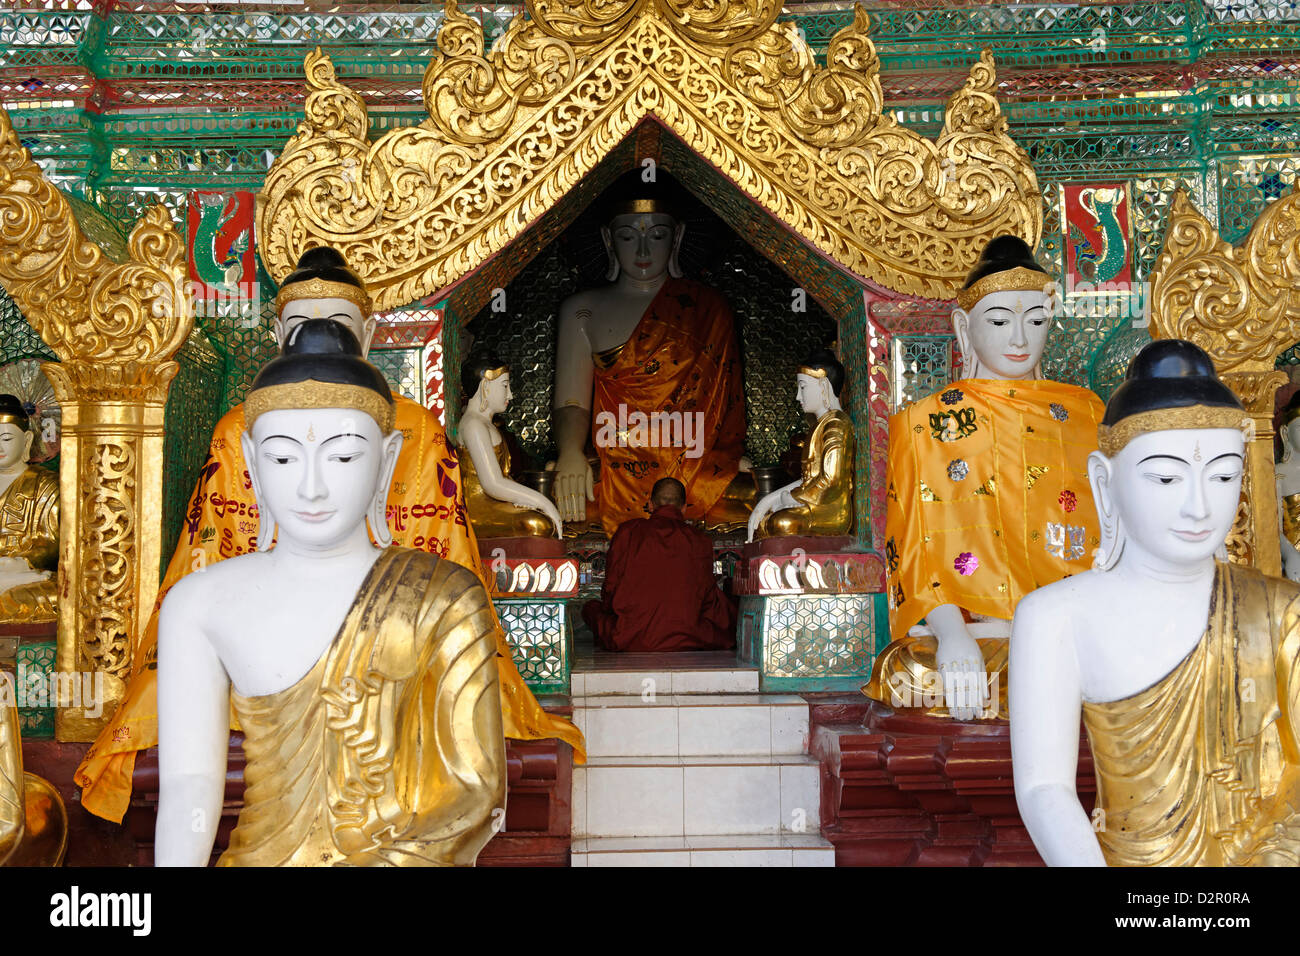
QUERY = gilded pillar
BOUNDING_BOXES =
[1150,189,1300,576]
[0,110,191,741]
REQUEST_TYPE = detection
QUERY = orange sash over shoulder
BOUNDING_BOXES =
[591,278,744,534]
[885,379,1105,641]
[76,395,585,825]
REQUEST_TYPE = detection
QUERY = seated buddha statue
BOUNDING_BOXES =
[864,235,1106,720]
[1,677,67,867]
[457,355,561,540]
[1012,339,1300,866]
[79,246,583,827]
[0,393,58,625]
[552,173,753,535]
[155,320,505,866]
[1276,391,1300,582]
[747,350,854,541]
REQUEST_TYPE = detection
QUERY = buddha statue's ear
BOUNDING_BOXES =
[1087,449,1123,571]
[356,315,378,356]
[601,225,619,282]
[19,429,33,464]
[367,428,404,549]
[668,221,686,279]
[951,306,981,380]
[240,431,276,553]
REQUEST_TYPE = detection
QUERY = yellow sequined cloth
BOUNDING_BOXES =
[754,409,854,538]
[1282,492,1300,552]
[461,440,556,539]
[219,548,505,867]
[0,466,58,624]
[1083,561,1300,866]
[881,379,1105,640]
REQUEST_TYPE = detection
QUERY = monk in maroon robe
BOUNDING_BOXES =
[582,478,736,652]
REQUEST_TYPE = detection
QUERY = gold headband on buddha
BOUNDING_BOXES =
[482,366,508,381]
[798,366,829,379]
[245,380,396,435]
[275,277,372,319]
[0,413,28,428]
[1096,405,1252,456]
[956,267,1054,312]
[607,199,673,218]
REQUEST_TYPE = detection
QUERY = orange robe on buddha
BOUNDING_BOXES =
[589,278,745,535]
[75,395,586,824]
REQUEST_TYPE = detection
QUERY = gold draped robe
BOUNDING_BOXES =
[1282,491,1300,552]
[0,685,21,863]
[0,679,67,867]
[218,548,505,867]
[0,465,58,624]
[754,409,853,538]
[588,277,745,535]
[461,440,556,538]
[1082,561,1300,867]
[78,396,584,825]
[865,380,1104,718]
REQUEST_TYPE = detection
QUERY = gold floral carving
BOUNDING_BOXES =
[258,0,1042,309]
[1150,189,1300,576]
[0,109,192,740]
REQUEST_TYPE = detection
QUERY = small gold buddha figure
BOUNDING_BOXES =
[155,320,505,866]
[1,676,68,866]
[747,350,854,541]
[457,355,562,541]
[0,393,58,625]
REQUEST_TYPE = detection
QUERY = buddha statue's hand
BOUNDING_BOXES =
[0,556,47,595]
[555,449,594,523]
[746,491,778,542]
[929,606,990,720]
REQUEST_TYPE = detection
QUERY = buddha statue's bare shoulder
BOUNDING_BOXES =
[159,551,274,623]
[1012,569,1105,641]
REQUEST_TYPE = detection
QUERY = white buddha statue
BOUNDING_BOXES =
[458,355,562,540]
[552,176,749,534]
[867,236,1105,720]
[1011,339,1300,866]
[155,319,505,867]
[1276,392,1300,581]
[747,350,853,542]
[0,393,58,623]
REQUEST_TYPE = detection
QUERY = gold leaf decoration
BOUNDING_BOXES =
[258,0,1042,310]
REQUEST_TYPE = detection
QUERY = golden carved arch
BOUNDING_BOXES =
[1149,188,1300,575]
[258,0,1042,308]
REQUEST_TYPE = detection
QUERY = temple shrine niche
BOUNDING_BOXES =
[0,0,1296,876]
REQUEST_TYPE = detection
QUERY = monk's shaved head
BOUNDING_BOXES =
[651,477,686,509]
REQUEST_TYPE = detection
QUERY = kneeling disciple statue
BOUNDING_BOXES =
[1012,339,1300,866]
[458,355,562,541]
[747,349,854,541]
[865,235,1106,720]
[155,320,505,866]
[0,393,58,625]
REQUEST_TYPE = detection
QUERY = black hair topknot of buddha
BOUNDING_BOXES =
[461,353,509,405]
[250,318,391,402]
[281,246,365,292]
[960,235,1050,290]
[801,348,845,398]
[0,393,29,431]
[1102,339,1242,427]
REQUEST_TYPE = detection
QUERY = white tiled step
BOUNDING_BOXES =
[573,754,821,838]
[571,833,835,867]
[572,693,809,758]
[572,668,759,697]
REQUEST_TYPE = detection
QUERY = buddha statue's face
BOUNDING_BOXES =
[275,298,376,356]
[480,372,512,416]
[956,289,1051,380]
[0,422,32,473]
[603,213,678,282]
[796,373,829,415]
[1102,427,1245,567]
[245,407,396,552]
